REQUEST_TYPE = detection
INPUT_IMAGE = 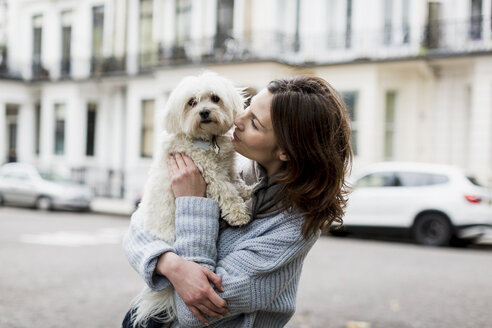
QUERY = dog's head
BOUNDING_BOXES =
[163,72,245,139]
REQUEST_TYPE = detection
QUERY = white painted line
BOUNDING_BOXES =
[19,228,127,247]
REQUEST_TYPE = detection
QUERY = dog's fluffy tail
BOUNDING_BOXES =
[131,286,176,327]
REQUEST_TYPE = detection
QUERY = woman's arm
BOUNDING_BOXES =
[122,201,229,323]
[169,197,318,327]
[122,209,175,291]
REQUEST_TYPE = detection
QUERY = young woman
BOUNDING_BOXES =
[123,76,352,328]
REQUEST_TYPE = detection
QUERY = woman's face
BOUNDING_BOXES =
[232,88,285,175]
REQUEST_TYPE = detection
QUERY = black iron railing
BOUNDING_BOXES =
[2,17,492,82]
[90,56,126,77]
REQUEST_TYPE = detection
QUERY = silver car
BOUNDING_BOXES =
[0,163,93,211]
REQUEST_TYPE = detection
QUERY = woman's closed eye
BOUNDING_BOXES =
[251,119,258,129]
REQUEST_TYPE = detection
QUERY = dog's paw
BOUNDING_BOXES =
[223,202,251,226]
[237,182,256,201]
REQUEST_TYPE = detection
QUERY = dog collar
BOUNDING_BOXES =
[193,137,220,154]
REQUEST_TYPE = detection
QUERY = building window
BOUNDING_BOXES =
[35,103,41,155]
[61,10,72,77]
[139,0,156,68]
[32,15,43,79]
[470,0,482,40]
[141,100,155,158]
[425,1,441,49]
[402,0,410,44]
[275,0,298,52]
[175,0,192,47]
[215,0,234,50]
[91,5,104,74]
[326,0,337,48]
[383,0,393,45]
[6,104,19,162]
[86,103,97,156]
[384,91,397,160]
[342,92,358,156]
[54,103,66,155]
[345,0,352,48]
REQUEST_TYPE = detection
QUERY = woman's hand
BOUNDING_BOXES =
[157,252,229,325]
[168,153,207,198]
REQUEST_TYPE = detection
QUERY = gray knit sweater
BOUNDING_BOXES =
[123,197,319,327]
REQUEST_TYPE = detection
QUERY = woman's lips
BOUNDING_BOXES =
[233,131,241,142]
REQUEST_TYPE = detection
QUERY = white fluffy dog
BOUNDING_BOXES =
[132,72,252,326]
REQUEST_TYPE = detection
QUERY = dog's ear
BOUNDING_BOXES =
[232,87,247,115]
[163,95,180,134]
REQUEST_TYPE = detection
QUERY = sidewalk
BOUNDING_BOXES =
[90,197,136,217]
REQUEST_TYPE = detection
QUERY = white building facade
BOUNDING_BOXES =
[0,0,491,201]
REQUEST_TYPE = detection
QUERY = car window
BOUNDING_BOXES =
[466,176,483,187]
[396,172,449,186]
[40,171,72,183]
[2,171,30,180]
[356,172,397,187]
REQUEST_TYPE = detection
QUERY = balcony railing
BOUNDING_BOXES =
[60,58,71,78]
[0,46,21,80]
[422,17,492,54]
[2,17,492,82]
[71,166,125,198]
[32,58,50,81]
[90,56,126,77]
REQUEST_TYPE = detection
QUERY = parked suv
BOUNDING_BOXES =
[340,162,492,246]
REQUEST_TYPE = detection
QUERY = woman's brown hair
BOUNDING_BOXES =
[267,76,353,238]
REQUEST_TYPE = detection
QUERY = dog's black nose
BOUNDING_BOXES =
[199,109,210,119]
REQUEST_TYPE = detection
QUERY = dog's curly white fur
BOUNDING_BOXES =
[132,72,252,327]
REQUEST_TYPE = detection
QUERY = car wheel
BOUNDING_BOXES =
[329,225,349,237]
[413,214,453,246]
[36,196,53,211]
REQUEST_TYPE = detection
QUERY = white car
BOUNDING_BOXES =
[340,162,492,246]
[0,163,93,211]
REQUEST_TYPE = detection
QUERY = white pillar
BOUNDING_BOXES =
[17,102,35,163]
[111,86,125,171]
[0,101,6,163]
[469,59,492,186]
[126,0,139,75]
[99,91,113,168]
[72,4,91,79]
[66,88,84,165]
[39,98,54,167]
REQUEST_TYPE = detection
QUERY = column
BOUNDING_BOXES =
[0,101,6,163]
[17,102,35,163]
[469,59,492,186]
[126,0,139,75]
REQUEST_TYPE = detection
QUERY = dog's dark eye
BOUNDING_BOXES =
[188,98,197,107]
[211,94,220,103]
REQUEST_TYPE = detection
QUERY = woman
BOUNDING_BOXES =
[123,76,352,327]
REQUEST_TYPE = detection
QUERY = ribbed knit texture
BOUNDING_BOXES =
[123,197,319,328]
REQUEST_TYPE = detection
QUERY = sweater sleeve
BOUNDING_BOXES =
[122,209,176,291]
[172,197,318,327]
[122,199,221,291]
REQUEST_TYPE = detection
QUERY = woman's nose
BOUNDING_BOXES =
[234,110,246,129]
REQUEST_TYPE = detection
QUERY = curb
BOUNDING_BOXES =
[90,198,135,217]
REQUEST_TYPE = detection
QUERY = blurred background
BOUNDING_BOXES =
[0,0,492,327]
[0,0,491,196]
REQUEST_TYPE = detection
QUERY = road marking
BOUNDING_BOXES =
[389,299,401,312]
[19,228,127,247]
[346,321,371,328]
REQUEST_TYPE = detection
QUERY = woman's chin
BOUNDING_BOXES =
[233,144,247,158]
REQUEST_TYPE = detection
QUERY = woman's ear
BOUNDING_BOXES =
[278,150,289,162]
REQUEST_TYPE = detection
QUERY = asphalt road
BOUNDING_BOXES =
[1,206,491,328]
